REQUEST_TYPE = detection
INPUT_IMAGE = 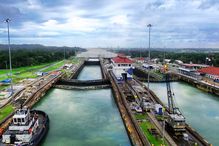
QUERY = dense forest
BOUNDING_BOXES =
[0,44,85,69]
[114,49,219,67]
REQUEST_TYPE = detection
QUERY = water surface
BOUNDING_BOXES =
[77,65,102,80]
[149,82,219,145]
[35,89,131,146]
[34,65,130,146]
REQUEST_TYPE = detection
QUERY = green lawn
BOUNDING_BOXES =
[13,72,38,83]
[71,57,80,64]
[0,58,79,78]
[41,61,65,72]
[0,61,60,83]
[0,74,37,82]
[41,58,79,72]
[135,113,146,120]
[0,104,14,122]
[0,69,40,84]
[0,59,78,90]
[0,62,52,76]
[140,121,167,146]
[0,70,9,76]
[135,113,168,146]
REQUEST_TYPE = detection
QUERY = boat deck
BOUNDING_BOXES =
[0,110,49,146]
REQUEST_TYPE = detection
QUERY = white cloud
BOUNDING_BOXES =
[37,31,60,37]
[26,0,42,10]
[1,0,219,48]
[110,15,129,26]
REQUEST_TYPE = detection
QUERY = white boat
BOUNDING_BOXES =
[0,107,49,146]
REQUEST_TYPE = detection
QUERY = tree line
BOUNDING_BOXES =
[114,49,219,66]
[0,45,84,69]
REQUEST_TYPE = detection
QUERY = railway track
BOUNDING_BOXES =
[108,71,150,146]
[125,80,177,146]
[131,79,211,146]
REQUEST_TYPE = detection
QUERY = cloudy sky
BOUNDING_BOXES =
[0,0,219,48]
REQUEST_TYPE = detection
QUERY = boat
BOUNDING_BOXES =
[0,107,49,146]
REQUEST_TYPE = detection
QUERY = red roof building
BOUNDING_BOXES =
[112,55,133,64]
[111,55,134,80]
[198,67,219,76]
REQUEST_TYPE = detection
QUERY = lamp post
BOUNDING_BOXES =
[64,48,66,60]
[4,61,7,70]
[147,24,152,89]
[5,18,13,95]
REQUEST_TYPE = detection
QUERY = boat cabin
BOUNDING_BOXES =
[13,109,30,125]
[2,108,40,144]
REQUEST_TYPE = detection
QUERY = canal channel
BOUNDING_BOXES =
[34,65,131,146]
[149,82,219,146]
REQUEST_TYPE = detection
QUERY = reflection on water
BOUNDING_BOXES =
[35,89,131,146]
[77,66,102,80]
[149,82,219,145]
[34,63,130,146]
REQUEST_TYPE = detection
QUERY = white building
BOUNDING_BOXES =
[111,55,134,81]
[164,59,171,64]
[135,57,145,63]
[151,58,159,64]
[175,60,183,65]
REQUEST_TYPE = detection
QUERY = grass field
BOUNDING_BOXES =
[0,58,80,91]
[135,113,146,120]
[0,61,62,83]
[42,58,80,72]
[0,70,9,76]
[0,62,53,76]
[135,113,168,146]
[71,57,80,64]
[41,61,65,72]
[0,104,14,122]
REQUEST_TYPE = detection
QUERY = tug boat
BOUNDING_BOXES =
[0,107,49,146]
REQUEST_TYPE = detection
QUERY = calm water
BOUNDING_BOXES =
[34,66,131,146]
[149,82,219,146]
[77,65,102,80]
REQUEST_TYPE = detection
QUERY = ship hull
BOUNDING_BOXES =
[0,110,49,146]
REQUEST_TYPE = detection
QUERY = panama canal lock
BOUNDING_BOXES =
[33,65,131,146]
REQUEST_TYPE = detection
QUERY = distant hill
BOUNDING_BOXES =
[0,44,86,69]
[108,47,219,53]
[0,44,86,51]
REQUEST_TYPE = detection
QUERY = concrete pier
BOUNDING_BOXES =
[135,80,211,146]
[172,72,219,96]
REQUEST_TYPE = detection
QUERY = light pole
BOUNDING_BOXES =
[162,108,165,145]
[147,24,152,89]
[5,61,7,70]
[5,18,13,94]
[64,48,66,60]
